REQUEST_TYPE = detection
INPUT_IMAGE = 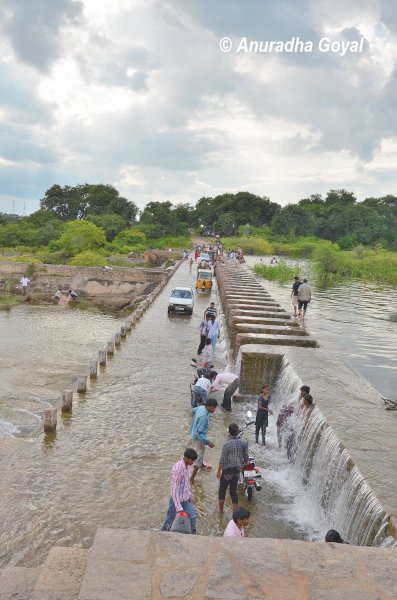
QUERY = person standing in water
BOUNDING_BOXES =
[255,384,273,446]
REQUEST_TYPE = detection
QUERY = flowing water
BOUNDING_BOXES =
[1,259,396,568]
[246,256,397,400]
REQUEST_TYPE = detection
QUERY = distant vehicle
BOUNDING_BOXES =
[168,287,194,315]
[196,268,213,292]
[198,253,210,263]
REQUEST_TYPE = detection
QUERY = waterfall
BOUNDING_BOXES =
[272,358,397,548]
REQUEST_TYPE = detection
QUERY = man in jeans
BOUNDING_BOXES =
[189,399,218,483]
[210,371,240,411]
[191,372,211,407]
[216,423,249,514]
[161,447,198,532]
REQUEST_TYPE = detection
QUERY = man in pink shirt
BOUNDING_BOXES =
[161,448,198,532]
[224,507,251,538]
[210,371,239,412]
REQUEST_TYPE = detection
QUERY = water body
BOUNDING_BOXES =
[246,257,397,400]
[1,260,395,568]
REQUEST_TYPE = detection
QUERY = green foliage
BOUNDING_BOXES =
[56,220,107,256]
[312,241,343,275]
[254,261,299,283]
[196,192,279,234]
[222,236,272,255]
[86,213,127,241]
[25,262,36,277]
[139,201,191,237]
[40,184,138,223]
[69,251,107,267]
[149,235,191,249]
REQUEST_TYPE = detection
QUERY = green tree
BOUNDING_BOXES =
[55,220,107,256]
[40,184,138,223]
[86,213,127,241]
[271,204,317,237]
[140,201,189,237]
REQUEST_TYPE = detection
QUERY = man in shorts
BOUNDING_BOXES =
[297,278,312,321]
[216,423,249,514]
[189,398,218,484]
[291,275,302,317]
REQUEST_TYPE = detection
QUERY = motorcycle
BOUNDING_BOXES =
[237,411,262,501]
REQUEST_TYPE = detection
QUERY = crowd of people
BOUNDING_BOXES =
[161,248,346,543]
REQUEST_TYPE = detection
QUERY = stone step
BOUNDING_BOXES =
[32,546,89,598]
[1,529,396,599]
[0,565,41,599]
[236,332,319,354]
[229,308,292,319]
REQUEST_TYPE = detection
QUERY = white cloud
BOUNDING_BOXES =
[0,0,397,214]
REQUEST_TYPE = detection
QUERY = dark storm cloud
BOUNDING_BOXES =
[0,0,83,72]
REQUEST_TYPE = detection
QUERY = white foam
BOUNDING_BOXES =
[0,419,20,438]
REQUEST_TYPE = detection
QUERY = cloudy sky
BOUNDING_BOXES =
[1,0,397,215]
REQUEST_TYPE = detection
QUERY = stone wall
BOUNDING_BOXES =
[0,262,169,296]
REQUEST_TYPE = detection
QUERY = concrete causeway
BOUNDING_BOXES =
[1,527,396,599]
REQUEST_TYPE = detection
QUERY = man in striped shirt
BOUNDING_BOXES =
[161,448,198,533]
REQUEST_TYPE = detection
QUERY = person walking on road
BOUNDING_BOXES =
[210,371,239,412]
[255,384,273,446]
[161,447,198,532]
[197,314,209,355]
[291,275,302,317]
[206,313,220,352]
[216,423,249,514]
[189,399,218,484]
[297,278,312,321]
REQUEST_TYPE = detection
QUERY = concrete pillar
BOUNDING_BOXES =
[61,389,73,413]
[114,332,121,346]
[120,325,127,337]
[77,374,88,393]
[107,341,115,355]
[125,321,132,331]
[89,359,98,378]
[99,349,107,366]
[44,407,57,432]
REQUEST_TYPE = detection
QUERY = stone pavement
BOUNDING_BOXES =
[1,528,396,599]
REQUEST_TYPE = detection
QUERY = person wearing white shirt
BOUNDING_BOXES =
[210,371,239,412]
[20,275,30,295]
[191,375,211,408]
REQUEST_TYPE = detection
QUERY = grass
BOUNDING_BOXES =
[253,261,300,284]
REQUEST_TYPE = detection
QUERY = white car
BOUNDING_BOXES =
[168,287,194,315]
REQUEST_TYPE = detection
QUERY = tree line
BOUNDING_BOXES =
[1,184,397,250]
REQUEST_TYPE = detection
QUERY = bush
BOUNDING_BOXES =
[69,251,106,267]
[254,261,299,283]
[312,241,343,275]
[222,236,272,255]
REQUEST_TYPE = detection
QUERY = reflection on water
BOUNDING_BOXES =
[246,257,397,399]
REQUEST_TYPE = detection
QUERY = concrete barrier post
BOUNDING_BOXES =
[61,389,73,413]
[114,332,121,346]
[125,321,132,331]
[107,341,115,355]
[89,359,98,378]
[99,349,107,366]
[44,407,57,432]
[120,325,127,337]
[77,374,88,393]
